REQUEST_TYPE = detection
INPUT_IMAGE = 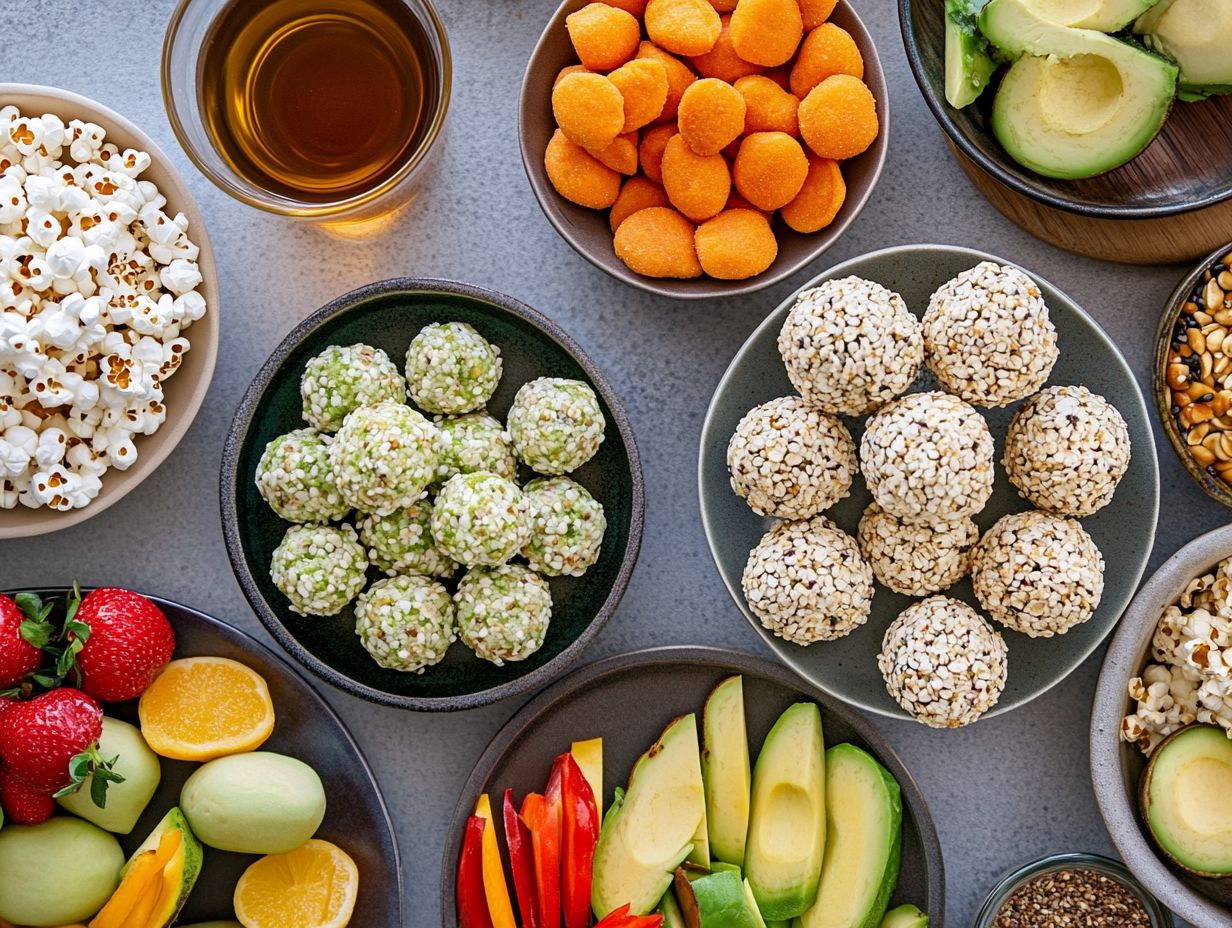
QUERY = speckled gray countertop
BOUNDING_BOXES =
[0,0,1223,925]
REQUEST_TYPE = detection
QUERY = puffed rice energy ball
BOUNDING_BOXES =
[255,428,349,524]
[742,515,874,645]
[727,396,856,520]
[270,523,368,617]
[857,502,978,597]
[434,411,517,484]
[523,476,607,577]
[300,344,406,432]
[1003,385,1131,517]
[329,400,440,516]
[456,563,553,665]
[508,377,607,475]
[357,500,458,579]
[878,595,1008,729]
[354,574,456,673]
[971,509,1106,638]
[405,322,503,415]
[860,391,995,525]
[922,261,1059,408]
[777,276,923,416]
[432,472,532,567]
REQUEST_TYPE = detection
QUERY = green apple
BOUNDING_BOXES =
[58,717,162,834]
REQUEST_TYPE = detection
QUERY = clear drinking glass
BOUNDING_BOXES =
[161,0,450,235]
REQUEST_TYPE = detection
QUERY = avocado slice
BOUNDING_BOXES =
[743,879,768,928]
[744,703,826,921]
[1018,0,1158,31]
[798,744,902,928]
[880,904,928,928]
[691,870,763,928]
[1141,724,1232,877]
[703,676,752,867]
[944,0,1000,108]
[1135,0,1232,95]
[592,714,707,918]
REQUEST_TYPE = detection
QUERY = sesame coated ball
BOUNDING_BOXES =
[300,343,406,432]
[329,401,441,516]
[971,510,1105,638]
[357,500,459,579]
[270,523,368,617]
[523,476,607,577]
[405,322,503,415]
[508,378,606,475]
[922,261,1058,408]
[777,276,923,416]
[741,515,874,644]
[860,391,995,525]
[878,596,1008,728]
[434,411,518,484]
[727,396,856,520]
[857,502,978,596]
[354,574,456,673]
[255,428,349,523]
[1003,385,1131,517]
[456,564,553,665]
[431,472,532,567]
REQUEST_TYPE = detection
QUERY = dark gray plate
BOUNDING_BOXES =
[439,646,945,926]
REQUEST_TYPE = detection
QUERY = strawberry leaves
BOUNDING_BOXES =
[53,743,125,808]
[15,592,55,650]
[2,585,91,695]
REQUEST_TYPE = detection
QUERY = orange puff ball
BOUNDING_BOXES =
[590,132,639,174]
[645,0,722,57]
[780,155,846,232]
[677,78,747,155]
[661,133,731,221]
[638,124,677,182]
[800,0,839,29]
[636,42,699,121]
[690,17,764,83]
[545,129,622,208]
[614,206,703,278]
[734,75,799,135]
[695,209,778,279]
[730,0,804,67]
[555,64,590,87]
[599,0,648,13]
[790,23,864,98]
[798,74,879,160]
[732,131,808,210]
[566,3,641,71]
[609,59,671,133]
[552,72,626,150]
[610,176,671,232]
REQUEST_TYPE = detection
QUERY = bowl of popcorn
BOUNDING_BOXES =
[0,85,217,538]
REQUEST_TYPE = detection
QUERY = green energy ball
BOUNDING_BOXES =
[507,377,606,475]
[405,322,503,415]
[270,523,368,616]
[435,411,518,484]
[354,574,457,672]
[523,476,607,577]
[431,472,532,567]
[329,400,440,516]
[255,428,349,523]
[357,500,458,578]
[455,564,553,665]
[300,343,406,432]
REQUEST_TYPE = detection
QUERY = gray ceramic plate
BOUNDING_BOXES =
[9,587,402,925]
[699,244,1160,722]
[1091,524,1232,928]
[439,646,945,926]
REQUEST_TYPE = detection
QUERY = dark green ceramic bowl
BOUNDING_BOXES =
[221,279,643,711]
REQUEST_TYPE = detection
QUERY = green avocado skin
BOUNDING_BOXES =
[693,870,762,928]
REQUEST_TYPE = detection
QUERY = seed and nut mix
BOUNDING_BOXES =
[992,868,1151,928]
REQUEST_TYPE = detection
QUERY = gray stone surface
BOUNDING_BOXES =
[0,0,1223,925]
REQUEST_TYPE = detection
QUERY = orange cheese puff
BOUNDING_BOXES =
[554,65,590,87]
[545,129,622,208]
[610,176,671,232]
[600,0,648,13]
[690,16,764,83]
[614,206,703,278]
[566,3,641,71]
[798,74,879,160]
[553,73,626,150]
[729,0,803,67]
[661,133,731,221]
[677,78,747,156]
[734,75,799,135]
[780,154,846,232]
[789,23,864,97]
[800,0,840,29]
[645,0,722,57]
[639,123,677,182]
[733,131,808,210]
[609,59,671,133]
[590,132,639,174]
[695,209,778,279]
[636,42,698,122]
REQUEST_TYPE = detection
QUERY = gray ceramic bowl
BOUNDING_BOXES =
[699,243,1160,723]
[519,0,889,301]
[439,646,945,926]
[1091,524,1232,928]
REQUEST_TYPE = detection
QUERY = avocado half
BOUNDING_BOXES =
[1141,724,1232,878]
[1135,0,1232,96]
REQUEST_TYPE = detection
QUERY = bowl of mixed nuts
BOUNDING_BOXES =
[1156,242,1232,507]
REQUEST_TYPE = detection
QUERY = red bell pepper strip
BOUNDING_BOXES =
[594,903,665,928]
[556,753,600,928]
[520,791,562,928]
[503,788,542,928]
[457,815,495,928]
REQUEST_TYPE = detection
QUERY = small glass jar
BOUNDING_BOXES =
[975,853,1174,928]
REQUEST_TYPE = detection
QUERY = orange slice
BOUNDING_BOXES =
[233,839,359,928]
[138,656,275,761]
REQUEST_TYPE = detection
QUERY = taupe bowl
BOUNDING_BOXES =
[519,0,889,301]
[0,84,219,539]
[1091,523,1232,928]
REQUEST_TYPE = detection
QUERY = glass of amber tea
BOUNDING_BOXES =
[163,0,449,230]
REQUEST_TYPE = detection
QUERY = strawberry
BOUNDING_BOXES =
[69,587,175,703]
[0,765,54,824]
[0,593,51,689]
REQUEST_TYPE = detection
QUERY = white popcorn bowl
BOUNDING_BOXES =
[0,84,219,538]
